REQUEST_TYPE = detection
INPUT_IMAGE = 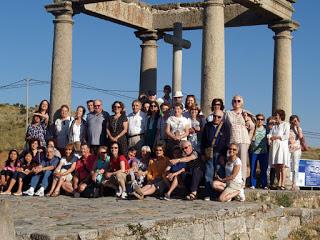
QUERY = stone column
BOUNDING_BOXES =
[201,0,225,116]
[269,21,299,120]
[135,30,159,95]
[172,22,183,95]
[46,2,74,122]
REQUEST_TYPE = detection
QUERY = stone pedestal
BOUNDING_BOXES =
[201,0,225,116]
[0,200,15,240]
[135,30,159,95]
[269,21,299,120]
[46,2,74,122]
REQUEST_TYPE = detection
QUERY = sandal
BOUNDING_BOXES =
[132,191,144,200]
[186,192,197,201]
[51,191,60,197]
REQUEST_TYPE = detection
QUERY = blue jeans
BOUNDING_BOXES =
[249,152,268,188]
[205,152,224,199]
[30,170,53,190]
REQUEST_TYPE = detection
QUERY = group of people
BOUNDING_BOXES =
[0,85,307,202]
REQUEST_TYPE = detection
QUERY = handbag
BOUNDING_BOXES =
[204,123,223,160]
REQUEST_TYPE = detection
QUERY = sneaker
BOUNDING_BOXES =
[120,191,127,199]
[204,196,210,201]
[35,187,45,197]
[249,186,255,189]
[116,186,123,198]
[23,188,35,196]
[164,193,171,201]
[239,189,245,202]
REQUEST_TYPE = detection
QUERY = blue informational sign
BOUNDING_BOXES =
[297,159,320,187]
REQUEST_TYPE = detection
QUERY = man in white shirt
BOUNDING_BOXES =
[127,100,147,154]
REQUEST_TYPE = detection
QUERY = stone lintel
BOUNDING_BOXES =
[45,1,73,16]
[83,1,153,30]
[269,20,300,34]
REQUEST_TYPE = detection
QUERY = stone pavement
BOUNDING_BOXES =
[1,190,320,240]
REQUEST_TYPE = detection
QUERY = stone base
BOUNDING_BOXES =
[0,190,319,240]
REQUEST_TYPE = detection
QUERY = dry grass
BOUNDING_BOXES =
[288,220,320,240]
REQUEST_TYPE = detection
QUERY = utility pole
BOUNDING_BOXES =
[25,78,29,130]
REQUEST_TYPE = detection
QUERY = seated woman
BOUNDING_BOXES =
[163,146,186,200]
[103,141,129,199]
[0,150,19,193]
[212,143,245,202]
[47,144,78,197]
[1,151,36,196]
[132,143,170,200]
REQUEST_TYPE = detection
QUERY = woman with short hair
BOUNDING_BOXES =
[212,143,245,202]
[268,109,290,190]
[107,101,128,154]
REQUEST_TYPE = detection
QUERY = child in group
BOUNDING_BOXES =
[46,144,78,197]
[163,146,186,200]
[1,151,36,196]
[0,149,19,191]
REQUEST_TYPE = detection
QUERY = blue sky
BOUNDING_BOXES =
[0,1,319,146]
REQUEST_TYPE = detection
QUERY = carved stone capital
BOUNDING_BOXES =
[45,1,74,17]
[135,30,161,42]
[204,0,225,8]
[269,20,299,36]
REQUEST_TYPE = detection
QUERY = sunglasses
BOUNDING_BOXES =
[213,115,222,119]
[213,103,221,106]
[233,99,241,103]
[100,151,107,154]
[257,118,264,121]
[113,106,121,109]
[150,105,158,107]
[94,105,101,108]
[182,145,190,150]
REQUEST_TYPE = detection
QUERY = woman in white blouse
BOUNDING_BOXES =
[268,109,290,190]
[224,95,254,184]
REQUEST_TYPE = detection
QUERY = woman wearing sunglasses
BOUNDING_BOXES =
[212,143,245,202]
[224,95,254,184]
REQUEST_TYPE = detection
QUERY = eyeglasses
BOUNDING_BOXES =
[233,99,241,103]
[182,145,190,150]
[229,148,237,151]
[94,105,101,108]
[213,115,222,119]
[257,118,264,121]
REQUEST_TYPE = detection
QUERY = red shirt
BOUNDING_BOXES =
[75,154,97,181]
[109,155,129,172]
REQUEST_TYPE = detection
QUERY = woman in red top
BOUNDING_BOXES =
[105,141,129,199]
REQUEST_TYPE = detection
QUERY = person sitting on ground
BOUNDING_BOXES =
[169,140,204,201]
[71,143,97,196]
[103,141,129,199]
[91,146,110,186]
[46,144,78,197]
[212,143,245,202]
[46,138,61,159]
[1,151,36,196]
[23,147,60,197]
[132,143,170,200]
[163,146,186,200]
[0,149,19,191]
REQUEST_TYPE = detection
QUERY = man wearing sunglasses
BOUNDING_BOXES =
[201,109,229,201]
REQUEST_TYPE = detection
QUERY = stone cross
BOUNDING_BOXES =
[163,22,191,95]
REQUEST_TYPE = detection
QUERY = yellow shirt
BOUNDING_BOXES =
[146,156,170,181]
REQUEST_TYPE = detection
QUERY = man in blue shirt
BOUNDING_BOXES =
[23,147,60,197]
